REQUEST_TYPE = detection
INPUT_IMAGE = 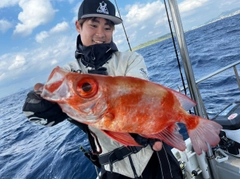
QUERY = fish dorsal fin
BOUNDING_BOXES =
[170,90,196,111]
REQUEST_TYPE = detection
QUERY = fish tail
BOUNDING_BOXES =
[187,116,222,155]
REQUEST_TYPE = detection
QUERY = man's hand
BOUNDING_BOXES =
[22,83,68,126]
[152,141,163,151]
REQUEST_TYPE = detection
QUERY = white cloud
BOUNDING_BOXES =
[115,0,166,49]
[179,0,209,13]
[1,0,240,98]
[51,59,58,65]
[0,19,13,33]
[35,21,70,43]
[125,1,164,23]
[35,31,49,43]
[49,21,70,33]
[0,0,19,8]
[0,34,75,95]
[13,0,55,37]
[8,55,26,70]
[71,1,82,23]
[0,73,6,81]
[0,59,7,81]
[19,36,73,70]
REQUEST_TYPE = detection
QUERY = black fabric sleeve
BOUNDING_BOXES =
[130,133,159,148]
[22,91,68,126]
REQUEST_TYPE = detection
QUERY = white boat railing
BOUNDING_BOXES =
[196,60,240,88]
[178,60,240,119]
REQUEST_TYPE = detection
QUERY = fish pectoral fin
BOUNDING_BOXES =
[101,130,141,147]
[142,124,186,151]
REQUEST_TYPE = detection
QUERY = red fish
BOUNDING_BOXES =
[40,66,222,155]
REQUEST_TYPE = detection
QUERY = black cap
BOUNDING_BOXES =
[78,0,122,25]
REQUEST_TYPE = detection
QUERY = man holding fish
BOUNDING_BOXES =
[23,0,221,178]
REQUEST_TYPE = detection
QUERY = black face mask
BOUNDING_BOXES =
[75,35,118,72]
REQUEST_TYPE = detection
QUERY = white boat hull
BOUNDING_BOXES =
[171,138,240,179]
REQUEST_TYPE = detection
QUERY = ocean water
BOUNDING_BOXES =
[1,13,240,179]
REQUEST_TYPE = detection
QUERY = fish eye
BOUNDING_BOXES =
[82,82,92,92]
[77,78,98,98]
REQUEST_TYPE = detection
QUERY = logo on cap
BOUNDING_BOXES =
[97,1,109,14]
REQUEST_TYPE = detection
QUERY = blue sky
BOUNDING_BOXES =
[1,0,240,98]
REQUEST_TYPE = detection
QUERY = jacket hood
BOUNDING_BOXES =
[75,35,118,69]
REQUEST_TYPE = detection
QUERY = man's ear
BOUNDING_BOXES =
[75,20,81,34]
